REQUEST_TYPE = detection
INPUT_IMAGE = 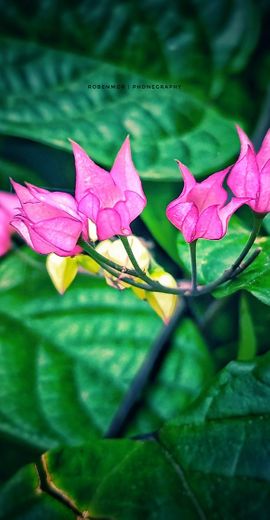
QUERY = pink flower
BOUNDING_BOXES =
[228,126,270,214]
[71,136,146,241]
[0,191,19,256]
[10,181,83,256]
[166,162,249,243]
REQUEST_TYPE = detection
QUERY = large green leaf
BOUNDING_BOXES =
[3,350,270,519]
[0,250,213,450]
[176,216,270,305]
[0,0,259,80]
[0,157,42,190]
[0,465,74,519]
[0,38,240,182]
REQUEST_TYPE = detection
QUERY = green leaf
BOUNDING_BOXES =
[177,216,270,305]
[0,464,74,519]
[0,249,213,450]
[0,38,240,182]
[0,157,42,190]
[5,350,270,519]
[0,0,260,80]
[238,293,257,360]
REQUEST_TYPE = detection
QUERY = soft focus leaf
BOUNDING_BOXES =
[0,249,213,450]
[0,39,240,182]
[5,350,270,519]
[0,464,74,519]
[238,293,257,360]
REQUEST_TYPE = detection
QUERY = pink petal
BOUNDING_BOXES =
[254,159,270,213]
[0,229,11,256]
[256,129,270,170]
[12,217,81,256]
[11,180,36,205]
[111,136,146,202]
[176,161,196,199]
[33,217,82,252]
[166,200,198,242]
[123,190,146,222]
[236,125,255,158]
[194,205,223,240]
[219,197,250,234]
[188,167,229,212]
[77,191,100,221]
[71,140,120,207]
[26,184,80,219]
[228,146,259,199]
[96,208,129,240]
[0,207,12,256]
[11,217,35,249]
[0,191,19,217]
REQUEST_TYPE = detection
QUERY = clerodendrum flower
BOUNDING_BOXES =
[11,181,83,256]
[0,191,19,256]
[71,136,147,241]
[166,161,249,243]
[228,126,270,214]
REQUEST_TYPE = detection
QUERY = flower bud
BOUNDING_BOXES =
[146,268,178,323]
[108,236,151,271]
[76,254,100,274]
[46,254,78,294]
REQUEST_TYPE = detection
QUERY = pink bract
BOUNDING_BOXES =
[166,161,249,243]
[71,136,146,240]
[10,181,83,256]
[0,191,19,256]
[228,126,270,214]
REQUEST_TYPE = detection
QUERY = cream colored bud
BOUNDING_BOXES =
[146,269,178,323]
[76,254,100,274]
[46,254,78,294]
[108,236,151,271]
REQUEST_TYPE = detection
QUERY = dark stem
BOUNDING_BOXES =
[189,240,197,293]
[104,300,187,438]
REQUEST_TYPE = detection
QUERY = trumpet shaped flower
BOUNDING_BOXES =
[166,162,249,242]
[71,137,146,241]
[0,191,19,256]
[11,181,83,256]
[228,126,270,214]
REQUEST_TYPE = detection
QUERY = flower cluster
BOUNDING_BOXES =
[0,125,269,320]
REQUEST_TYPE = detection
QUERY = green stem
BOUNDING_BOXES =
[78,238,138,277]
[119,236,157,286]
[193,215,262,296]
[79,215,262,298]
[231,214,262,271]
[189,240,197,293]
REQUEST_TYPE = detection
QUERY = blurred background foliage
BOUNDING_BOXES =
[0,0,270,513]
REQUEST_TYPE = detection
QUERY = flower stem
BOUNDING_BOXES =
[78,238,137,277]
[189,240,197,293]
[193,215,263,296]
[119,235,157,286]
[79,216,262,298]
[231,214,262,271]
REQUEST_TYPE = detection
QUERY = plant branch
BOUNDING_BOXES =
[80,218,262,298]
[104,300,187,438]
[79,238,138,277]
